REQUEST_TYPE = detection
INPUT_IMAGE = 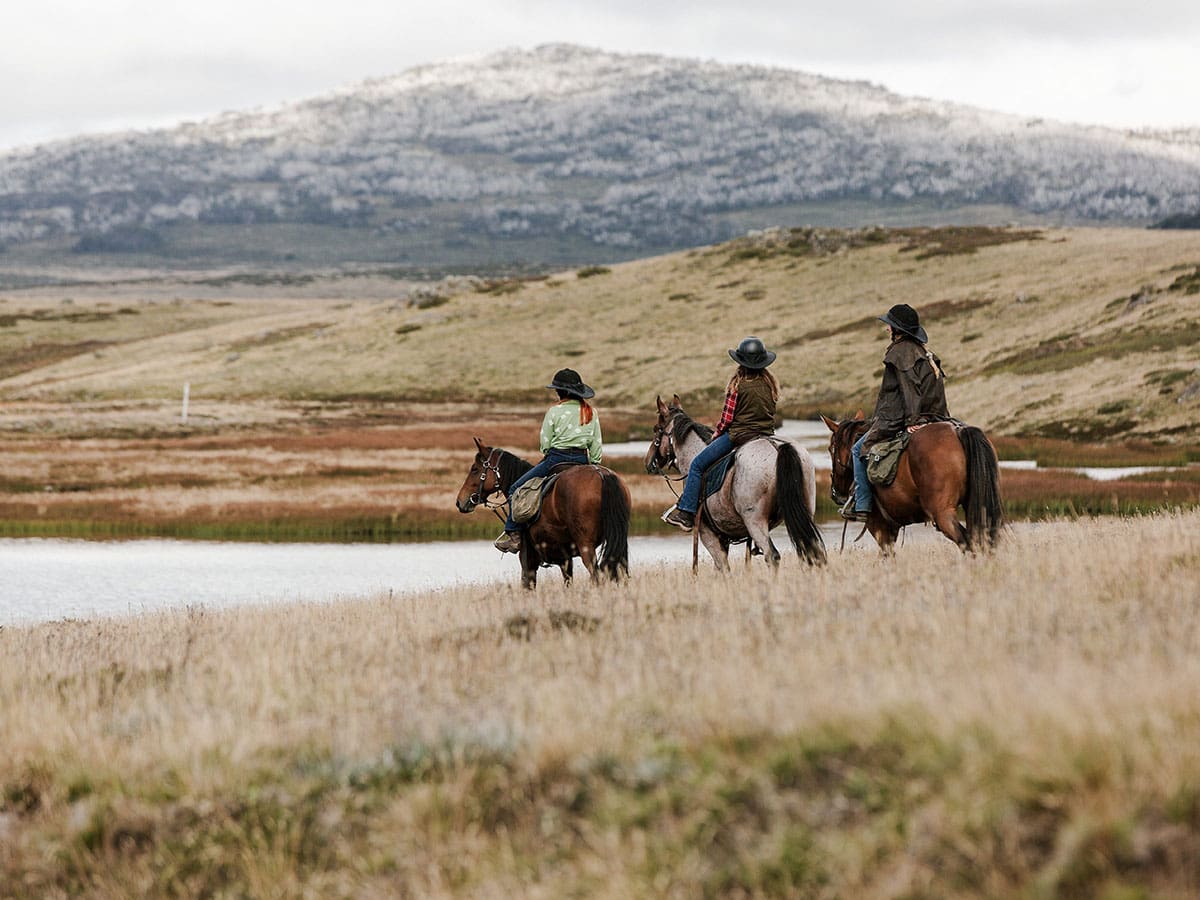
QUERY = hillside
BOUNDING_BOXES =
[2,45,1200,271]
[1,224,1198,444]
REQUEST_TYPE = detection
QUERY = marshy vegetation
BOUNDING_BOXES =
[2,512,1199,896]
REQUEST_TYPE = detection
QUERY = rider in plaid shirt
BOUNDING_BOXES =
[663,337,780,531]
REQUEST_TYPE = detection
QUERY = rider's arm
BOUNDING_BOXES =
[538,406,560,454]
[713,389,738,436]
[897,361,926,427]
[587,415,603,464]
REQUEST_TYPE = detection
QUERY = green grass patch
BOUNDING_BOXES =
[8,716,1197,897]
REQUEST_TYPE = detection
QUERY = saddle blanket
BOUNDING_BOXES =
[701,452,735,499]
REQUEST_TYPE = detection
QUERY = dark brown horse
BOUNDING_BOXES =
[455,437,631,589]
[821,413,1003,552]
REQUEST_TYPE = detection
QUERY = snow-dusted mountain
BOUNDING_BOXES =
[2,44,1199,264]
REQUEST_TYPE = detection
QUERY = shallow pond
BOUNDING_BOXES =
[0,535,706,625]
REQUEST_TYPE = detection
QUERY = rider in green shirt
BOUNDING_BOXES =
[494,368,604,553]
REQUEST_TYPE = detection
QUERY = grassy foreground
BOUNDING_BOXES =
[2,513,1200,896]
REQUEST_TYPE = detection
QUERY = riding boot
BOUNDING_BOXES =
[840,495,870,523]
[662,505,695,531]
[493,531,522,553]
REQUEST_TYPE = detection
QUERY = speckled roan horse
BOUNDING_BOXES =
[822,412,1004,553]
[645,395,826,570]
[455,437,631,589]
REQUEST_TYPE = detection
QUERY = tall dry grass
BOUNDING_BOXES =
[2,513,1199,896]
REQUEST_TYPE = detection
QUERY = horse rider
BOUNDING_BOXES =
[842,303,949,522]
[662,336,780,531]
[494,368,604,553]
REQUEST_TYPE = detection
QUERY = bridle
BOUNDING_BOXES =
[828,423,860,507]
[648,418,686,498]
[467,448,511,522]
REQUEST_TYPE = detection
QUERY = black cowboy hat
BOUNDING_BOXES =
[546,368,595,399]
[878,304,928,343]
[728,336,776,369]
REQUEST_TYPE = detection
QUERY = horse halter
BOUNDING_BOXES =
[467,448,508,512]
[649,420,679,472]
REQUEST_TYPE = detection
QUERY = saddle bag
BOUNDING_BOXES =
[510,474,559,524]
[866,432,910,487]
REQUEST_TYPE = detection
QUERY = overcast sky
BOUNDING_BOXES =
[3,0,1198,151]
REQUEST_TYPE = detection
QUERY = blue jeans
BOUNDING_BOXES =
[503,448,589,532]
[852,433,872,513]
[677,433,732,514]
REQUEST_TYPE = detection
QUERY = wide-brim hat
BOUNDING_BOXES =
[546,367,595,399]
[879,304,928,343]
[728,336,776,369]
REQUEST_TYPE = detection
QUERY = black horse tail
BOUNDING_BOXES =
[775,443,827,566]
[959,426,1003,551]
[596,469,630,580]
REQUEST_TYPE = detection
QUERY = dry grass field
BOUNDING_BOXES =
[2,511,1199,897]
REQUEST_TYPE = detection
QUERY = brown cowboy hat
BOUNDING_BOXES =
[546,368,595,399]
[878,304,928,343]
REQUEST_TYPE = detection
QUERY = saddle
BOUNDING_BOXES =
[509,462,587,525]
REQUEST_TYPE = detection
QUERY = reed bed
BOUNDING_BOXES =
[2,512,1199,896]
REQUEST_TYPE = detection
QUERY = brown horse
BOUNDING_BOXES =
[455,437,631,589]
[822,413,1003,553]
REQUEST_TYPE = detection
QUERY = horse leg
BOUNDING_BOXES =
[867,517,900,556]
[931,507,969,549]
[519,543,538,590]
[559,557,573,585]
[698,525,731,572]
[743,513,780,569]
[577,544,600,583]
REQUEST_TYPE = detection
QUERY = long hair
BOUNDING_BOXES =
[556,391,594,425]
[727,366,780,402]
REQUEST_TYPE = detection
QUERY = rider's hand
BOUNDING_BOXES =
[906,424,925,433]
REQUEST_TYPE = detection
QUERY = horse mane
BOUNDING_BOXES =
[668,407,714,446]
[497,449,534,488]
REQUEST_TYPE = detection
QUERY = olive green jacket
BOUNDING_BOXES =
[863,337,949,449]
[727,376,778,446]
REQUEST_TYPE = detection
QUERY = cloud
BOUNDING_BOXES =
[2,0,1199,148]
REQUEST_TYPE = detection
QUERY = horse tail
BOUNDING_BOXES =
[959,426,1003,551]
[775,443,827,566]
[596,469,630,579]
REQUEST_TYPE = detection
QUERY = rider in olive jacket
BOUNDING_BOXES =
[845,304,949,521]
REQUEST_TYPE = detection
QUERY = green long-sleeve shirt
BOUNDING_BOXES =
[540,401,603,464]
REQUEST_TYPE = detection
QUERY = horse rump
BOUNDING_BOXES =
[774,443,827,565]
[595,469,630,579]
[959,426,1003,550]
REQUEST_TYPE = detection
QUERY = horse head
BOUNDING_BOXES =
[822,411,867,507]
[455,437,505,513]
[645,395,685,474]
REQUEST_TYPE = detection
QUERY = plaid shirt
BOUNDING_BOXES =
[713,389,738,436]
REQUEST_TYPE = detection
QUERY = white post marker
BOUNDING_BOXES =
[181,382,190,423]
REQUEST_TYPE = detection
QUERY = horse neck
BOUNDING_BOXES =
[674,430,711,472]
[497,450,533,492]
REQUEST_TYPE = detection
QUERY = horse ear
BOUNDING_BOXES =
[656,395,669,416]
[854,409,865,421]
[820,414,838,433]
[672,393,682,408]
[473,436,485,453]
